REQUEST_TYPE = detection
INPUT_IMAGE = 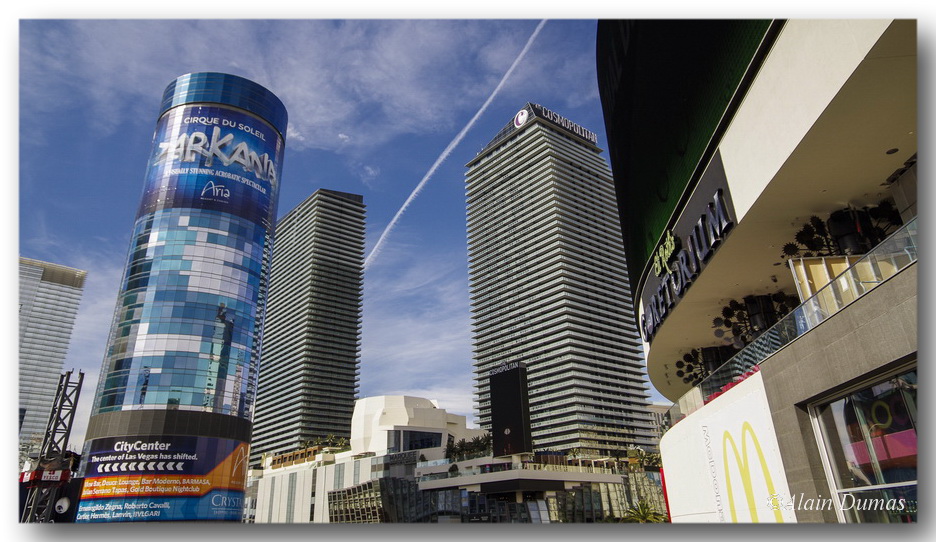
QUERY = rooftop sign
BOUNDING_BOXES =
[528,103,598,145]
[473,103,599,159]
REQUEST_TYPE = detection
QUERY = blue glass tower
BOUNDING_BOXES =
[77,73,287,522]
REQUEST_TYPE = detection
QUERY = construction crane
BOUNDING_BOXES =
[20,370,83,523]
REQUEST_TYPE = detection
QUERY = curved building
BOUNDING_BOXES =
[77,73,287,522]
[598,20,917,522]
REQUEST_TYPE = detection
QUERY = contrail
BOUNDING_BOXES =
[363,19,548,270]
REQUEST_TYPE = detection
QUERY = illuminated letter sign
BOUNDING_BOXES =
[652,231,678,277]
[641,189,734,342]
[529,104,598,145]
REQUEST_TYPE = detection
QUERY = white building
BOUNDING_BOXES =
[252,395,485,523]
[465,103,657,457]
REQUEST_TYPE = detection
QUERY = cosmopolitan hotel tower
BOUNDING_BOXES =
[76,73,287,522]
[465,103,656,458]
[19,258,86,462]
[597,20,917,523]
[250,189,365,467]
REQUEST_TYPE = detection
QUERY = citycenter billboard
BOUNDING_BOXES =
[76,436,248,522]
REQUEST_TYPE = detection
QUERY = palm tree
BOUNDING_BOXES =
[456,438,473,459]
[621,500,667,523]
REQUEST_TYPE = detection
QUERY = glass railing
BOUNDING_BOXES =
[416,458,452,468]
[417,460,623,482]
[665,216,918,429]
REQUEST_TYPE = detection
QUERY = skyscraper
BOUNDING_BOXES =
[19,258,86,459]
[249,189,365,467]
[465,103,657,458]
[76,72,287,522]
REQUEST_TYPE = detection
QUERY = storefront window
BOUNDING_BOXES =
[815,368,917,522]
[388,430,442,452]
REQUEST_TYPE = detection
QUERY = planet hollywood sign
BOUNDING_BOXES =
[641,189,734,343]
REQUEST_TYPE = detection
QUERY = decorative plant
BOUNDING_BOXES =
[300,434,350,451]
[674,349,708,386]
[712,291,799,349]
[713,299,756,349]
[865,199,903,240]
[445,433,492,460]
[780,200,903,261]
[781,215,840,259]
[621,500,668,523]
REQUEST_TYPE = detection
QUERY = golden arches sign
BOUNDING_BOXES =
[722,421,785,523]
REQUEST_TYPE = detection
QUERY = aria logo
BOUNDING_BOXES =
[201,180,230,200]
[513,109,529,128]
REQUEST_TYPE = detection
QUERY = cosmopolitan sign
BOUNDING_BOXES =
[641,188,734,342]
[489,361,520,376]
[513,104,598,145]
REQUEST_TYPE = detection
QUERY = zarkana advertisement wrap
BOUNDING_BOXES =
[137,104,283,228]
[76,436,248,522]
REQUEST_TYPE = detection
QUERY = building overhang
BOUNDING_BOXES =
[645,20,916,401]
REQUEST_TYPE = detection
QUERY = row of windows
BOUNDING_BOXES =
[96,387,250,416]
[124,290,258,321]
[127,255,262,285]
[114,321,255,349]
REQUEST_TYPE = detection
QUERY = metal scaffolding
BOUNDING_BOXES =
[21,370,84,523]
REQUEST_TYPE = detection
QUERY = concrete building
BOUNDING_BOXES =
[76,72,287,522]
[597,19,917,523]
[252,395,640,523]
[464,103,657,458]
[252,395,486,523]
[250,189,365,467]
[645,402,672,441]
[414,453,631,523]
[18,258,86,462]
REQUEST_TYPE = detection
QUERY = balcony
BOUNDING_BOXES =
[665,216,918,429]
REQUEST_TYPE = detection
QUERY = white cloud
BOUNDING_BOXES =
[20,19,542,157]
[357,164,380,189]
[359,237,476,421]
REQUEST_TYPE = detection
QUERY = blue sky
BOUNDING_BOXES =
[22,3,923,455]
[17,18,672,451]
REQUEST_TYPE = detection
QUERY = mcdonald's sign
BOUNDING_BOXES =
[660,370,794,523]
[722,421,785,523]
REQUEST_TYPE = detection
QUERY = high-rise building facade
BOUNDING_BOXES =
[19,258,86,459]
[249,189,365,467]
[465,103,656,458]
[76,72,287,522]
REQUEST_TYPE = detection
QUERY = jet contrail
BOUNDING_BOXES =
[363,19,548,270]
